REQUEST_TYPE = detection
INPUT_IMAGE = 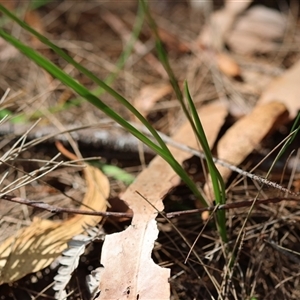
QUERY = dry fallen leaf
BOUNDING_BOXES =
[0,0,18,10]
[204,101,288,201]
[133,83,173,116]
[197,1,251,78]
[98,102,228,300]
[258,58,300,119]
[24,10,45,47]
[157,27,190,54]
[0,38,19,61]
[198,0,252,50]
[227,5,286,55]
[216,52,241,78]
[0,143,109,284]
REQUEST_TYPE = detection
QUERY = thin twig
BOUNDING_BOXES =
[129,122,299,197]
[166,197,300,218]
[265,239,300,265]
[0,194,133,218]
[1,194,299,220]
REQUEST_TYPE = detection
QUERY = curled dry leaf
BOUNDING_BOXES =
[0,144,109,284]
[98,102,228,300]
[258,58,300,120]
[204,101,289,201]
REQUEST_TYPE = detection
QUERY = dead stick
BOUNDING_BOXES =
[1,194,298,219]
[0,194,133,218]
[166,197,300,218]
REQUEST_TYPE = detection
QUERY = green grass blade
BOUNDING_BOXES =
[30,0,53,10]
[31,1,146,119]
[0,4,171,155]
[139,0,183,101]
[139,1,182,100]
[103,2,145,92]
[90,161,136,186]
[264,112,300,180]
[0,28,157,152]
[277,112,300,159]
[185,82,227,242]
[0,27,207,206]
[139,0,206,163]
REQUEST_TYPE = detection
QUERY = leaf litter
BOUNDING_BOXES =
[98,102,227,299]
[0,142,109,285]
[1,1,300,299]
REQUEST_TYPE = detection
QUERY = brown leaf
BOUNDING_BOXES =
[24,10,45,47]
[157,27,190,53]
[133,83,173,116]
[258,59,300,119]
[0,39,19,61]
[204,101,288,201]
[0,146,109,284]
[227,6,286,55]
[216,52,241,78]
[0,0,17,10]
[98,102,228,299]
[198,0,252,50]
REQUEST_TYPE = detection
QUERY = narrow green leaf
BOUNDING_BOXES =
[0,4,172,155]
[264,112,300,180]
[185,82,227,242]
[101,164,135,185]
[0,27,207,206]
[31,1,146,119]
[140,0,211,177]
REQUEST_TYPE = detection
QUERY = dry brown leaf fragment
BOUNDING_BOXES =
[216,52,241,78]
[204,101,288,201]
[0,144,109,284]
[133,83,173,116]
[157,27,190,53]
[24,10,45,47]
[258,58,300,120]
[98,102,228,300]
[227,5,286,55]
[0,0,18,10]
[0,38,19,61]
[198,0,252,50]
